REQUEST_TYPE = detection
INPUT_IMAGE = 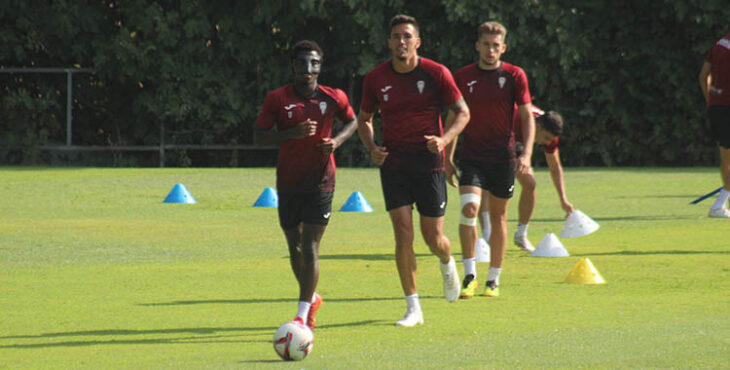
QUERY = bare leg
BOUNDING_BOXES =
[487,194,510,269]
[721,147,730,191]
[420,214,451,264]
[389,206,417,296]
[479,192,491,241]
[458,185,481,259]
[516,170,536,225]
[284,223,325,302]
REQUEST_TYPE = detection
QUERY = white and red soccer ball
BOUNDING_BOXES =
[273,320,313,361]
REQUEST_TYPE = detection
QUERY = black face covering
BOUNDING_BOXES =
[291,50,321,97]
[292,51,321,78]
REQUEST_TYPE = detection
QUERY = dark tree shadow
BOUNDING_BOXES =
[140,295,440,307]
[0,319,383,349]
[572,250,730,257]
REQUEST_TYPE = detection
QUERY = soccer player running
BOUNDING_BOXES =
[445,21,535,299]
[357,14,470,327]
[699,34,730,218]
[254,40,358,329]
[479,106,575,251]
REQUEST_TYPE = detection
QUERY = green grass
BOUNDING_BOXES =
[1,167,728,369]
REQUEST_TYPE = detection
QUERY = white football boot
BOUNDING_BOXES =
[440,256,460,302]
[395,308,424,327]
[708,207,730,218]
[514,234,535,252]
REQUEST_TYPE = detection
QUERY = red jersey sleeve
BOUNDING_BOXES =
[255,91,279,130]
[333,88,355,122]
[514,67,531,106]
[438,66,462,106]
[359,72,378,114]
[544,137,559,153]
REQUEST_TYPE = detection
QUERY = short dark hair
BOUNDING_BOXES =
[477,21,507,40]
[389,14,419,35]
[537,111,564,136]
[291,40,323,60]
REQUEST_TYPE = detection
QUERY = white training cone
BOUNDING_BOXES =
[475,237,490,262]
[531,233,570,257]
[560,209,599,238]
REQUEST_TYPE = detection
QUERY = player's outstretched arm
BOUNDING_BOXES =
[545,149,574,216]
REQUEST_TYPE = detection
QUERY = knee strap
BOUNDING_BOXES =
[459,193,481,226]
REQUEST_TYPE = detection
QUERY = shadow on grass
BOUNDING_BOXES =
[528,214,699,223]
[573,250,730,257]
[140,295,440,306]
[612,194,701,199]
[318,253,431,261]
[0,327,276,340]
[0,333,269,349]
[0,320,382,349]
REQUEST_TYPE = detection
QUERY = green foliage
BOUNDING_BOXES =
[1,0,729,165]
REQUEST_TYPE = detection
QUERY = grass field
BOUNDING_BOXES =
[1,166,728,369]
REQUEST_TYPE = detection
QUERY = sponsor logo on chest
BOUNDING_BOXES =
[381,85,392,101]
[380,80,426,101]
[467,80,477,93]
[283,100,327,119]
[284,104,297,119]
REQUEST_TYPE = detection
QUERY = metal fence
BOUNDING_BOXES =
[1,67,275,167]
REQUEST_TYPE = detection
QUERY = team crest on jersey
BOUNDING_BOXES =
[467,80,477,93]
[284,104,297,119]
[498,77,506,89]
[381,85,392,102]
[319,101,327,115]
[417,80,425,94]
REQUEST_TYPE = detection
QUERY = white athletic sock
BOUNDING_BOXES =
[711,189,730,210]
[296,301,311,320]
[481,211,491,240]
[515,223,529,238]
[463,258,476,278]
[487,267,502,285]
[405,294,421,312]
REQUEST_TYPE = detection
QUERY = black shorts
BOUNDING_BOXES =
[458,159,515,199]
[708,105,730,149]
[379,168,447,217]
[277,191,333,230]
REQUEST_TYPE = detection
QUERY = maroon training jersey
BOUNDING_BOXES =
[513,105,559,154]
[705,35,730,107]
[255,84,355,194]
[454,62,531,163]
[360,57,462,172]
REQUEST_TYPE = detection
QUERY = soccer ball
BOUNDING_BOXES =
[273,320,313,361]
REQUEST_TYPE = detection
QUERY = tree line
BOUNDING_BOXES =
[1,0,728,166]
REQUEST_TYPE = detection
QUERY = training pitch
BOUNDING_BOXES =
[0,167,728,368]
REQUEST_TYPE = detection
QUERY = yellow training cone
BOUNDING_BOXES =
[564,258,606,284]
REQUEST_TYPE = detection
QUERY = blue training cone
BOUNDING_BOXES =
[253,187,278,208]
[163,183,197,204]
[340,191,373,212]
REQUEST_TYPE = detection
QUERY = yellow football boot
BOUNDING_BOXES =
[459,275,479,299]
[482,280,500,297]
